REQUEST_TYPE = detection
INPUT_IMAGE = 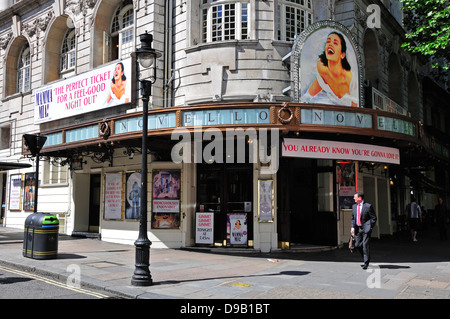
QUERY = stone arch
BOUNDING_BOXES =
[42,14,74,84]
[91,0,125,68]
[388,53,403,105]
[407,72,420,120]
[363,28,380,88]
[4,36,29,96]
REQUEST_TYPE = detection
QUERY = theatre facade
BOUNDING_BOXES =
[1,0,448,252]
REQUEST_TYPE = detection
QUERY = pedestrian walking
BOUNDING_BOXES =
[406,197,422,242]
[435,196,448,240]
[351,192,377,270]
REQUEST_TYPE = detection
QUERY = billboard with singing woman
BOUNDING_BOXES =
[293,21,363,107]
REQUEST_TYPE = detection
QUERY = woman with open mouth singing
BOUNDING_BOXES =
[304,32,358,107]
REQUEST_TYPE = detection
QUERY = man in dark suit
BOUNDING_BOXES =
[351,192,377,269]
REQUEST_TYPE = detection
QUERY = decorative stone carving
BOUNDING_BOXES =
[38,11,54,32]
[0,32,13,50]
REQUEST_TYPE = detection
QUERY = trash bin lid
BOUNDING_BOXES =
[42,215,59,225]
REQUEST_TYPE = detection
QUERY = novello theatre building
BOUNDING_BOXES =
[11,15,448,252]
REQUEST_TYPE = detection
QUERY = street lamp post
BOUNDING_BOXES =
[23,133,47,214]
[131,32,161,287]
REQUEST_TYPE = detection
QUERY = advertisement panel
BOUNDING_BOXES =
[33,58,132,124]
[337,162,356,209]
[195,212,214,244]
[227,213,248,245]
[125,171,141,219]
[282,138,400,164]
[104,173,123,220]
[9,174,22,211]
[293,21,363,107]
[151,169,181,229]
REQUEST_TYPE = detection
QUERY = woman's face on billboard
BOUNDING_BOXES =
[325,33,345,63]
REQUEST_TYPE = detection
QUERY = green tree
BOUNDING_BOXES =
[400,0,450,70]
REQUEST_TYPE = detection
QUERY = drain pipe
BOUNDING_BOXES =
[163,0,173,108]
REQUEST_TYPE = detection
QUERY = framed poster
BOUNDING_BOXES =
[9,174,22,211]
[258,180,274,222]
[337,161,356,209]
[104,172,123,220]
[34,58,133,124]
[195,212,214,244]
[125,171,141,219]
[151,169,181,229]
[227,213,248,245]
[293,20,363,107]
[23,173,36,211]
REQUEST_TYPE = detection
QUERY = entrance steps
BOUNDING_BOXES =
[71,231,101,239]
[287,243,337,253]
[184,244,336,254]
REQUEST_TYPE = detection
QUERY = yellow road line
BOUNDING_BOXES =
[0,265,109,299]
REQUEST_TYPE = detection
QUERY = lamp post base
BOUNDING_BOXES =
[131,241,152,286]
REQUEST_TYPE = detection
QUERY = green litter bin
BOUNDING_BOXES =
[23,213,59,260]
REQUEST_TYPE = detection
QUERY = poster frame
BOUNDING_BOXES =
[292,20,364,108]
[258,179,274,222]
[23,172,36,211]
[9,174,22,211]
[151,169,181,229]
[103,172,124,221]
[337,161,357,210]
[125,170,141,220]
[195,212,214,244]
[227,212,248,246]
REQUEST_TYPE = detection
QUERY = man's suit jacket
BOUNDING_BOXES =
[352,202,377,233]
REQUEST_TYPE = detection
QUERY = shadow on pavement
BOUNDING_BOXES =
[154,270,311,286]
[198,226,450,265]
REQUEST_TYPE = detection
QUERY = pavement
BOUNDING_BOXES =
[1,224,450,301]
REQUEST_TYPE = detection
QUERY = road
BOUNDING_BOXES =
[0,264,123,299]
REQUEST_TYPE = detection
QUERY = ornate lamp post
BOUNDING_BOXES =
[23,133,47,214]
[130,32,161,286]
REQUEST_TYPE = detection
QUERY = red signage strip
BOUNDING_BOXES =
[282,138,400,164]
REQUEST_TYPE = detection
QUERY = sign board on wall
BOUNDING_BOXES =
[282,138,400,164]
[9,174,22,211]
[292,21,363,107]
[227,213,248,245]
[151,170,181,229]
[104,173,123,220]
[337,162,356,209]
[195,212,214,244]
[33,58,132,124]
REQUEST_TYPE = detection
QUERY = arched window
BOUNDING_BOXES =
[60,28,76,76]
[17,44,31,93]
[363,29,379,88]
[277,0,313,41]
[388,54,403,105]
[201,0,250,43]
[110,2,134,60]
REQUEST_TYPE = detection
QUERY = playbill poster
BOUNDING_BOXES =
[23,173,36,211]
[104,173,123,220]
[152,169,181,229]
[9,174,22,211]
[195,212,214,244]
[125,171,141,219]
[227,213,248,245]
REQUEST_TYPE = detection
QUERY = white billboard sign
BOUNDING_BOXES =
[282,138,400,164]
[34,58,132,124]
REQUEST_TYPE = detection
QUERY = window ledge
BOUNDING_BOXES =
[41,182,69,188]
[185,39,259,53]
[1,90,31,103]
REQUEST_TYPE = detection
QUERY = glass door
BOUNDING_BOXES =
[197,163,253,246]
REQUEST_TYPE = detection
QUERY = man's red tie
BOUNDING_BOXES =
[357,204,361,226]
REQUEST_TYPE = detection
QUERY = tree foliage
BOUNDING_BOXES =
[400,0,450,70]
